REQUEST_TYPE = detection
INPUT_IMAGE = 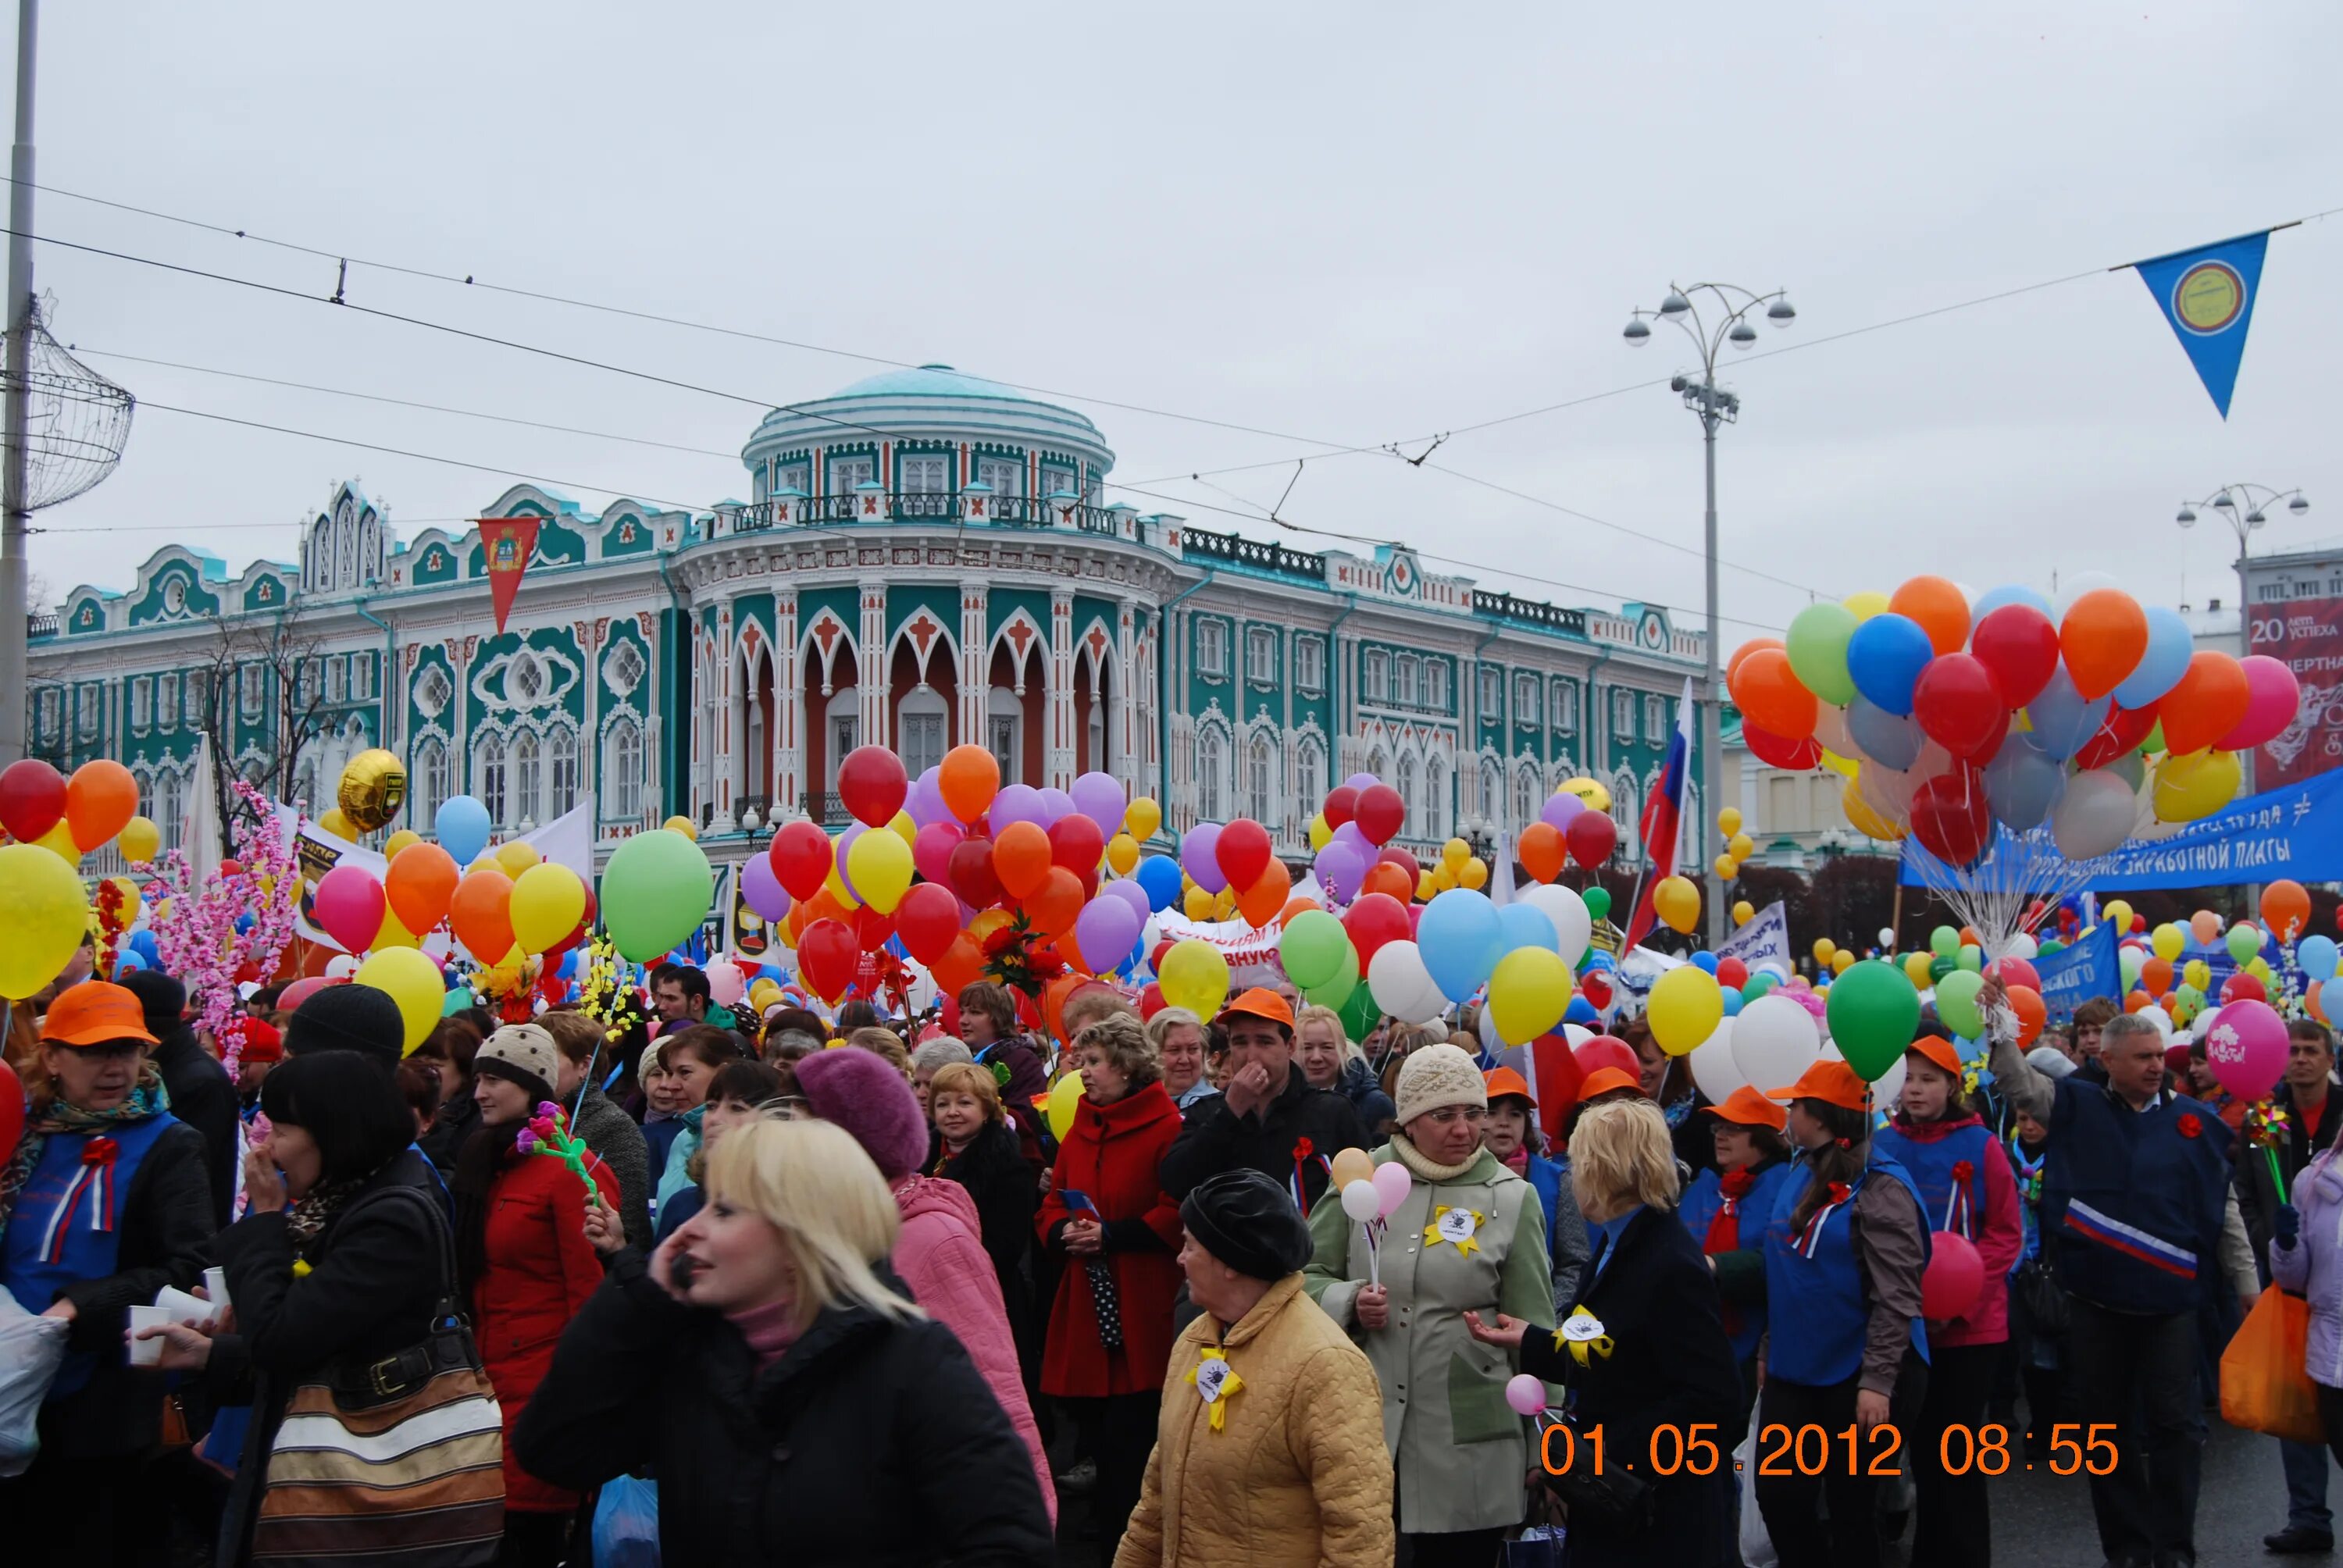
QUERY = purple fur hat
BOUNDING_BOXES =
[793,1046,928,1179]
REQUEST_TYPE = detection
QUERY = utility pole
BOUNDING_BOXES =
[0,0,37,765]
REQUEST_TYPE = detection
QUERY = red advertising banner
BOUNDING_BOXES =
[477,516,541,635]
[2251,595,2343,785]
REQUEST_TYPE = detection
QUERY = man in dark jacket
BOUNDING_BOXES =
[123,970,241,1228]
[1157,989,1368,1213]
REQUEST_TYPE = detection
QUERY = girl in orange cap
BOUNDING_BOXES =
[1676,1085,1796,1430]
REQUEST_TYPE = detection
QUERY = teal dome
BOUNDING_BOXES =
[744,361,1113,476]
[825,363,1029,401]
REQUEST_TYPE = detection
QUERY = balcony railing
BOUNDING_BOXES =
[1473,590,1589,637]
[713,491,1126,539]
[797,789,853,829]
[1182,527,1327,582]
[27,611,56,638]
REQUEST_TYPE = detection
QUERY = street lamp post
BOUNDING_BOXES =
[1624,281,1796,948]
[2175,482,2309,792]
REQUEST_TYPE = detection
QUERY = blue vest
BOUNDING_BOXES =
[1679,1159,1796,1362]
[2,1112,180,1398]
[1873,1121,1994,1240]
[2039,1083,2234,1316]
[1763,1153,1931,1388]
[1525,1153,1566,1260]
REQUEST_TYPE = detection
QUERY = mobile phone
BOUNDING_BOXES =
[671,1253,701,1292]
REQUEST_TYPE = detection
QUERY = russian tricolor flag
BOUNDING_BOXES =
[1624,677,1696,948]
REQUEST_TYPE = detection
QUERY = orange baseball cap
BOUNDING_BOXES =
[1702,1085,1788,1131]
[1768,1059,1872,1112]
[41,982,159,1049]
[1216,988,1296,1031]
[1576,1066,1643,1101]
[1482,1066,1536,1106]
[1905,1034,1964,1081]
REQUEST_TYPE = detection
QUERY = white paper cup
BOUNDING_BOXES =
[204,1266,230,1315]
[127,1304,169,1366]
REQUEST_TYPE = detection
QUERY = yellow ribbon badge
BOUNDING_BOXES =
[1553,1306,1614,1368]
[1422,1205,1485,1256]
[1186,1345,1245,1432]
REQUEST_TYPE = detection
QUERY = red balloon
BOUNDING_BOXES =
[2223,972,2269,1006]
[2074,704,2159,769]
[0,1060,21,1168]
[1581,973,1614,1010]
[1715,957,1749,989]
[1047,814,1106,876]
[769,820,835,902]
[1740,724,1824,770]
[0,757,66,843]
[1361,862,1414,903]
[1911,653,2006,760]
[895,882,962,964]
[851,903,896,953]
[835,745,909,829]
[1564,811,1617,870]
[1215,818,1273,889]
[1575,1034,1637,1079]
[1920,1231,1985,1321]
[1378,846,1421,886]
[1149,939,1175,973]
[1023,867,1085,939]
[913,821,965,886]
[1910,768,1992,866]
[1321,786,1359,829]
[1342,892,1412,970]
[1138,982,1166,1020]
[798,918,860,1001]
[1988,957,2042,992]
[947,836,1004,908]
[1353,784,1405,846]
[1969,605,2061,710]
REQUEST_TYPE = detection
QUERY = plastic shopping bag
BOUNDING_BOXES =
[592,1474,660,1568]
[2222,1288,2324,1444]
[1735,1427,1778,1568]
[0,1291,73,1477]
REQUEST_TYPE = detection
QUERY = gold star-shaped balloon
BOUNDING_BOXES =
[1186,1345,1245,1431]
[1423,1204,1484,1256]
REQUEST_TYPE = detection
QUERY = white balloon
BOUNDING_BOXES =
[2003,932,2038,960]
[2052,768,2139,860]
[1477,1006,1503,1057]
[1339,1180,1382,1222]
[1368,939,1447,1025]
[325,953,360,979]
[1687,1017,1747,1104]
[1878,926,1898,951]
[2142,1005,2174,1042]
[1518,884,1593,967]
[1561,1024,1594,1050]
[2052,570,2125,622]
[1870,1052,1908,1109]
[1731,995,1823,1095]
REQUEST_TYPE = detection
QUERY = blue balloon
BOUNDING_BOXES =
[234,912,255,935]
[1985,736,2066,830]
[1496,902,1557,955]
[2027,664,2110,760]
[1970,583,2055,622]
[2302,935,2341,983]
[1692,950,1719,974]
[2112,604,2194,709]
[1418,889,1503,1004]
[1565,996,1599,1025]
[1134,854,1182,914]
[437,795,492,866]
[113,949,147,973]
[1846,692,1923,771]
[1721,989,1745,1017]
[130,930,159,960]
[557,950,581,979]
[1847,612,1935,718]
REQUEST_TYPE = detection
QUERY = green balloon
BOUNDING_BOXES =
[1281,910,1350,992]
[1928,955,1955,982]
[601,829,715,962]
[2141,719,2166,756]
[1304,939,1360,1011]
[1956,943,1983,972]
[441,988,474,1017]
[1935,969,1986,1039]
[1929,925,1960,959]
[1828,960,1923,1082]
[1337,980,1380,1042]
[2227,923,2263,964]
[1785,601,1860,707]
[1741,972,1778,1004]
[1584,887,1613,922]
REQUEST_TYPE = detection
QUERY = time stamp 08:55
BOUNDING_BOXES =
[1540,1422,2120,1479]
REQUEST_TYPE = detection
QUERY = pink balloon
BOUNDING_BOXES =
[913,820,965,886]
[1371,1160,1414,1218]
[1920,1231,1985,1320]
[704,960,746,1009]
[2206,998,2288,1100]
[313,864,387,954]
[278,975,338,1012]
[1505,1373,1548,1416]
[2217,655,2303,751]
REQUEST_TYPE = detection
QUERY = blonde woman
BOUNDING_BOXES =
[514,1117,1053,1563]
[1296,1003,1396,1135]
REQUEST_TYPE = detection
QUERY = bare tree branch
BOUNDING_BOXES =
[197,606,330,856]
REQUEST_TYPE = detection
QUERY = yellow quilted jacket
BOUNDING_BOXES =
[1114,1274,1393,1567]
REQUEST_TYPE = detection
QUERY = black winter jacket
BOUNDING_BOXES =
[1157,1064,1368,1211]
[2239,1080,2341,1275]
[936,1119,1038,1349]
[514,1249,1053,1566]
[150,1023,241,1229]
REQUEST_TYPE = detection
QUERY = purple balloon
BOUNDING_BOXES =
[906,767,949,829]
[1075,896,1144,971]
[1072,771,1126,835]
[1329,821,1369,856]
[834,822,866,903]
[1183,823,1228,893]
[740,853,793,922]
[1539,792,1585,831]
[1343,772,1378,793]
[1040,787,1077,826]
[1314,841,1366,905]
[991,783,1046,831]
[1101,878,1152,923]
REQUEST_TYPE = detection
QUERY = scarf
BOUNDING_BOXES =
[0,1066,169,1236]
[1703,1167,1758,1255]
[284,1166,381,1250]
[1389,1131,1479,1185]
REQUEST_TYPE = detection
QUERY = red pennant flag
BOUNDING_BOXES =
[477,516,540,635]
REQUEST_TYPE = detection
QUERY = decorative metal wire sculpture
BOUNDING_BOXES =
[2,294,134,510]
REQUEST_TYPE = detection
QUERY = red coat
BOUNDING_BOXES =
[474,1143,619,1512]
[1036,1079,1184,1397]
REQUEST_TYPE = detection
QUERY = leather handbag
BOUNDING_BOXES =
[1533,1412,1654,1528]
[251,1185,505,1566]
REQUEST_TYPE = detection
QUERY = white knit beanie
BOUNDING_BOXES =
[1393,1042,1488,1126]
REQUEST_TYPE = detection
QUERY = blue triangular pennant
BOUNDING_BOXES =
[2131,229,2271,419]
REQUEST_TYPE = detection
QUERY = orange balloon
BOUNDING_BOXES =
[2124,989,2154,1014]
[1239,859,1292,928]
[1042,971,1089,1044]
[1277,896,1321,925]
[993,821,1052,900]
[65,759,137,853]
[1729,647,1819,740]
[450,869,515,962]
[1361,862,1413,903]
[2140,957,2174,996]
[2008,984,2046,1048]
[938,744,1001,825]
[929,932,985,996]
[1024,865,1085,939]
[385,841,459,935]
[1518,822,1567,885]
[1958,926,1981,949]
[2189,909,2223,945]
[1888,576,1971,656]
[2264,880,2313,944]
[1727,637,1787,690]
[2311,981,2329,1026]
[2159,651,2250,755]
[2058,590,2150,701]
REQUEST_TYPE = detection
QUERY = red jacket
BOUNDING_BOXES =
[473,1143,619,1512]
[1036,1079,1184,1397]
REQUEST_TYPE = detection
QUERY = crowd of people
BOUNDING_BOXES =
[4,932,2341,1568]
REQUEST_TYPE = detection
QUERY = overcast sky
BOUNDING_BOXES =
[16,2,2342,648]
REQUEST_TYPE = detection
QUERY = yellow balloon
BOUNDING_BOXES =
[1046,1074,1086,1141]
[1424,868,1450,899]
[494,839,541,877]
[1106,832,1140,875]
[1714,855,1739,881]
[2151,750,2240,824]
[846,825,915,914]
[887,809,918,848]
[337,747,408,832]
[969,907,1015,945]
[1727,832,1755,863]
[1716,807,1743,839]
[1559,777,1611,814]
[1818,748,1860,779]
[1832,950,1854,975]
[2102,899,2134,936]
[748,978,782,1010]
[1442,837,1471,870]
[371,907,422,949]
[510,861,587,953]
[1184,886,1214,921]
[2183,957,2211,992]
[1842,775,1906,843]
[319,808,358,843]
[1460,857,1488,891]
[823,850,862,910]
[1648,967,1724,1056]
[1842,590,1892,622]
[663,815,698,840]
[1813,939,1838,964]
[1329,1146,1377,1189]
[1213,887,1237,919]
[1903,952,1936,988]
[1653,875,1701,935]
[352,946,444,1055]
[1307,813,1332,852]
[34,818,80,863]
[0,842,89,998]
[105,875,142,923]
[118,815,161,864]
[383,829,423,860]
[1489,946,1573,1045]
[1124,797,1163,841]
[1159,938,1230,1020]
[2152,923,2185,962]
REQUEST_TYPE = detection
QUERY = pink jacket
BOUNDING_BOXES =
[894,1174,1057,1524]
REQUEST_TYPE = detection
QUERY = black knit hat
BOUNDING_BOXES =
[284,982,408,1069]
[119,970,188,1042]
[1180,1168,1315,1282]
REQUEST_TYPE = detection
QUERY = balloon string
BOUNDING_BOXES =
[2269,1144,2290,1207]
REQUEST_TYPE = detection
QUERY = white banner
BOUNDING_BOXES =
[1717,900,1793,979]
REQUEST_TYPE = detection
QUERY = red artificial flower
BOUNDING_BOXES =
[81,1136,119,1167]
[1951,1160,1974,1184]
[2177,1114,2203,1139]
[1827,1181,1852,1205]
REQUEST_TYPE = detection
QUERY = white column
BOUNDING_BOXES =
[775,590,802,818]
[859,580,888,754]
[1047,588,1076,789]
[959,581,988,745]
[708,602,736,832]
[1113,597,1139,796]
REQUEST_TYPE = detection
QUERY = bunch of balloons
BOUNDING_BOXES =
[1509,777,1621,884]
[1710,806,1756,883]
[1730,575,2297,868]
[0,757,152,997]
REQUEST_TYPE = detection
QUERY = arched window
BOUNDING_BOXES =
[1246,732,1275,825]
[825,693,860,793]
[156,769,185,852]
[512,730,542,829]
[985,688,1021,787]
[1396,754,1418,836]
[900,686,947,779]
[295,755,319,817]
[1294,739,1325,829]
[1196,726,1227,822]
[604,718,644,823]
[547,725,579,818]
[1427,761,1446,841]
[1611,772,1642,861]
[474,733,508,829]
[1514,764,1539,835]
[412,736,450,825]
[1480,757,1503,824]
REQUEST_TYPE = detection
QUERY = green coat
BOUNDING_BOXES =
[1303,1142,1553,1534]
